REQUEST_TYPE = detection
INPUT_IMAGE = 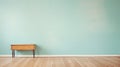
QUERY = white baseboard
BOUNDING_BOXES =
[0,55,120,57]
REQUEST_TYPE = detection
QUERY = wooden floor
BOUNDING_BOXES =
[0,56,120,67]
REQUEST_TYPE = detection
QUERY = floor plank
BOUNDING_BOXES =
[0,57,120,67]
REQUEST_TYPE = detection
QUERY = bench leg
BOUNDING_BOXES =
[12,50,15,58]
[33,50,35,58]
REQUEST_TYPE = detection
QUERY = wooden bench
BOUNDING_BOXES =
[11,44,36,58]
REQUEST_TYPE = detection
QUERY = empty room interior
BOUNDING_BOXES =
[0,0,120,67]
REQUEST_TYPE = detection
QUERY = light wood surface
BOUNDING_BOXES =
[0,56,120,67]
[11,44,35,50]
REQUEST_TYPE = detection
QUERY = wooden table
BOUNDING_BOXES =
[11,44,36,58]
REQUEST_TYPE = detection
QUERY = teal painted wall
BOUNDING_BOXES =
[0,0,120,55]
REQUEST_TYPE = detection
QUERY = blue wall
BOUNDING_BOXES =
[0,0,120,55]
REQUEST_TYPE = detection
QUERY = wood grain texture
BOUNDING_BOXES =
[11,44,35,50]
[0,57,120,67]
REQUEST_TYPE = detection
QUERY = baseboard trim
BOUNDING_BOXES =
[0,55,120,57]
